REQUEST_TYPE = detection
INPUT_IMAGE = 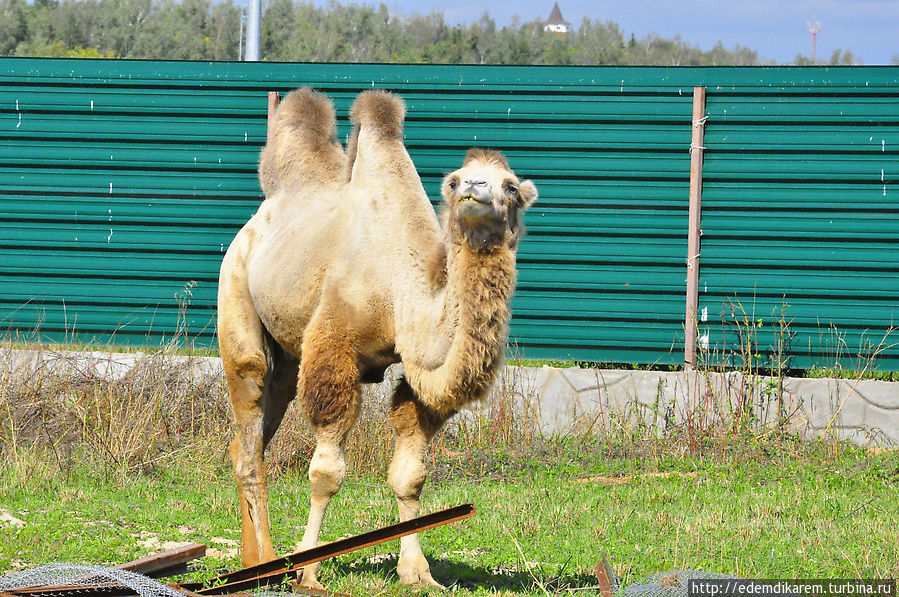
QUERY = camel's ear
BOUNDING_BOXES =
[517,180,538,209]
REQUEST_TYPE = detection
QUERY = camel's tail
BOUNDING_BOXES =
[345,90,406,180]
[258,88,347,197]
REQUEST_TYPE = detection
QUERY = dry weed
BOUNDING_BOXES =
[0,344,545,481]
[0,343,232,476]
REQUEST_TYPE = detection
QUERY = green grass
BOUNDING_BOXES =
[2,340,897,594]
[799,368,898,382]
[1,440,897,595]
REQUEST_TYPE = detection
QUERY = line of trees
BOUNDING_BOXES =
[0,0,862,65]
[1,0,239,59]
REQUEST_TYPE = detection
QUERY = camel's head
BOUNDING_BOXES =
[441,149,538,252]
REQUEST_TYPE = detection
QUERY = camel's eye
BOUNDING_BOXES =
[448,177,459,191]
[503,181,518,196]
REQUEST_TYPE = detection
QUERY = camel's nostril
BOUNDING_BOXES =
[460,180,491,203]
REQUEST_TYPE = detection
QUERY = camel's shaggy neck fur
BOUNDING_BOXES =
[217,87,537,588]
[404,242,515,414]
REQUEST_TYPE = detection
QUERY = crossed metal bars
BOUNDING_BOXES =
[2,504,475,597]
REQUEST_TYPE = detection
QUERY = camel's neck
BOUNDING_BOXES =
[404,242,516,414]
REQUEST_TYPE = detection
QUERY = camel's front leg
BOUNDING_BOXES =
[295,321,361,589]
[388,380,449,588]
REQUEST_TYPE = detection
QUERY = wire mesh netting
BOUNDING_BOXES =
[0,563,757,597]
[622,570,742,597]
[0,563,185,597]
[0,565,306,597]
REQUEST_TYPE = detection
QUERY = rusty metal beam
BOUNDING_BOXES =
[266,92,280,141]
[4,506,473,597]
[594,557,618,597]
[180,590,350,597]
[183,503,476,595]
[118,544,207,578]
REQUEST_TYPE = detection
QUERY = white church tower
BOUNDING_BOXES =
[543,2,571,33]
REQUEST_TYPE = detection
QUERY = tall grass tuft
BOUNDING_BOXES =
[0,341,233,479]
[684,296,895,454]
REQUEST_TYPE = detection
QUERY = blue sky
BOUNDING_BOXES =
[373,0,899,64]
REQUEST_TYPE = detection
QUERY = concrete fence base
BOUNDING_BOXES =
[502,365,898,446]
[3,349,897,447]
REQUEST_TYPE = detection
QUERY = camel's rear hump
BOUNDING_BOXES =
[349,90,405,140]
[345,90,413,183]
[258,88,347,196]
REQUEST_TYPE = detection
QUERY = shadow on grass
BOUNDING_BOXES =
[334,554,600,593]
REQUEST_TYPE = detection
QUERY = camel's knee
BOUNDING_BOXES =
[224,349,268,400]
[388,456,427,502]
[308,443,346,501]
[236,350,267,380]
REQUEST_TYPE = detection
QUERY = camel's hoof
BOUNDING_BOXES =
[399,570,445,590]
[296,570,326,591]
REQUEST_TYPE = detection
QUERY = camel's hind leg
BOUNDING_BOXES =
[219,302,277,566]
[294,313,361,589]
[388,379,449,588]
[228,348,298,567]
[219,251,298,566]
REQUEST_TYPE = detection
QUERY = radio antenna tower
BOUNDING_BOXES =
[807,16,821,62]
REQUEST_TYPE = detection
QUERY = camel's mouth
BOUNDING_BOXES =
[457,194,494,219]
[458,194,490,205]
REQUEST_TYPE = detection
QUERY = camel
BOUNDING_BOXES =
[217,87,538,588]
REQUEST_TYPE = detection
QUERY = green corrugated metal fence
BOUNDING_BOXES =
[699,75,899,371]
[1,60,897,370]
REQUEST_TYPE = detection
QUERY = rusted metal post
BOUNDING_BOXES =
[594,557,618,597]
[684,86,707,371]
[266,91,280,141]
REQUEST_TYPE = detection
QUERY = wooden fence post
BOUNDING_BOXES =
[684,86,707,370]
[266,91,280,141]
